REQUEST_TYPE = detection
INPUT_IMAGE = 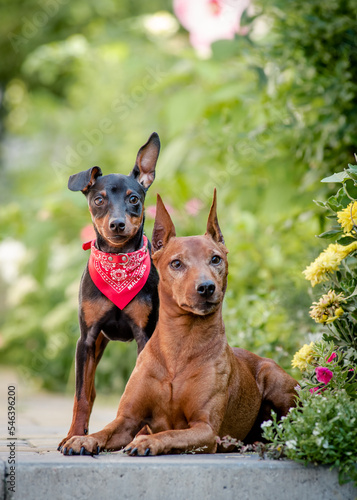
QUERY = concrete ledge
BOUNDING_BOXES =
[0,451,355,500]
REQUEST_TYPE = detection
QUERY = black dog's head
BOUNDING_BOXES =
[68,133,160,249]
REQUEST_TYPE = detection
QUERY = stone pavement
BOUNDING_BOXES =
[0,369,356,500]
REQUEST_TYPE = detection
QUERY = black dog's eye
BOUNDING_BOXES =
[211,255,222,265]
[129,195,139,205]
[94,196,104,206]
[170,259,182,270]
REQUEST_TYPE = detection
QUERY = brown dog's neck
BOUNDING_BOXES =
[153,295,227,368]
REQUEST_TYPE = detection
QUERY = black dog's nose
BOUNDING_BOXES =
[197,281,216,298]
[109,219,126,232]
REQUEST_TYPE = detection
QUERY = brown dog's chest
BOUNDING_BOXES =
[140,351,231,434]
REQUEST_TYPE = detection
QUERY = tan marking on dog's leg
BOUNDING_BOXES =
[124,300,151,330]
[82,298,113,328]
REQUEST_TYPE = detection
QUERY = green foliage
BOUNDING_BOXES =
[1,0,357,393]
[264,165,357,483]
[305,164,357,357]
[262,390,357,486]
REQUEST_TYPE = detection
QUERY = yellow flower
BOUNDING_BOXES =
[326,306,344,323]
[291,342,315,371]
[337,202,357,233]
[309,290,345,324]
[303,242,357,287]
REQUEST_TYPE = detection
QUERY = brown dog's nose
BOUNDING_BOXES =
[109,218,126,232]
[197,281,215,298]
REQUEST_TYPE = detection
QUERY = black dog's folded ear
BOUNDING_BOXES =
[68,166,102,193]
[206,188,225,244]
[152,194,176,253]
[130,132,160,190]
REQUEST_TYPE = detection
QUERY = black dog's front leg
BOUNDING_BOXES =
[58,326,108,449]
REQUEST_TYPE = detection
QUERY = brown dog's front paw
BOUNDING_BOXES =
[124,435,161,456]
[60,436,101,456]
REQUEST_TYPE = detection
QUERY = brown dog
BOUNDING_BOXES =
[61,190,297,456]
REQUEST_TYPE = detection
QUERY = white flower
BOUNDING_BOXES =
[285,439,297,450]
[261,420,273,429]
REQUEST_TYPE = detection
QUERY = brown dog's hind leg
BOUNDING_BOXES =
[245,359,298,443]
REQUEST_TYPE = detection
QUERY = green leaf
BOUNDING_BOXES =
[321,172,350,183]
[347,164,357,174]
[343,180,357,200]
[345,171,357,183]
[337,236,357,246]
[326,196,343,212]
[318,229,343,239]
[313,199,326,208]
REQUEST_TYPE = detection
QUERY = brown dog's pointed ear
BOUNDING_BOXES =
[206,188,224,244]
[68,166,102,193]
[130,132,160,190]
[152,194,176,253]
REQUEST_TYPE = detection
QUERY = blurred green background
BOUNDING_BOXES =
[0,0,356,395]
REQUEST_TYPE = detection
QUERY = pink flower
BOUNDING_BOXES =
[145,203,175,219]
[315,366,333,385]
[309,387,320,394]
[145,205,157,219]
[327,352,337,363]
[173,0,250,57]
[80,224,96,242]
[185,198,203,216]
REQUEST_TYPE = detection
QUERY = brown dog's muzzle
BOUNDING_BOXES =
[196,280,216,298]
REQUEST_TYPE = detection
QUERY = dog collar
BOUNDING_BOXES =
[82,235,151,310]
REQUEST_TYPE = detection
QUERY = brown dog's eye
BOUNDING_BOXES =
[94,196,104,206]
[211,255,222,265]
[170,259,182,270]
[129,195,139,205]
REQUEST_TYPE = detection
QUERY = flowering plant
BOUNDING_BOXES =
[302,163,357,365]
[291,340,356,397]
[261,390,357,486]
[262,164,357,486]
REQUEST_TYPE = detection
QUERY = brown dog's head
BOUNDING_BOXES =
[152,190,228,316]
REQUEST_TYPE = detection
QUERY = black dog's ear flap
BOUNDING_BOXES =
[130,132,160,190]
[206,188,225,244]
[68,166,102,193]
[152,194,176,253]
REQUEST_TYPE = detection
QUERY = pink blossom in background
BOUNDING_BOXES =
[145,204,175,219]
[145,205,157,219]
[309,387,319,394]
[185,198,204,216]
[327,352,337,363]
[80,224,96,242]
[315,366,333,385]
[173,0,250,57]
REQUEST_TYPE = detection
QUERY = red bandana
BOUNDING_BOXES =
[82,235,151,310]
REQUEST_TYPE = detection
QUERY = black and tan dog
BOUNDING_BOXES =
[58,133,160,449]
[60,190,297,456]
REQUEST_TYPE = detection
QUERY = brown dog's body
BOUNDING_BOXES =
[61,192,297,456]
